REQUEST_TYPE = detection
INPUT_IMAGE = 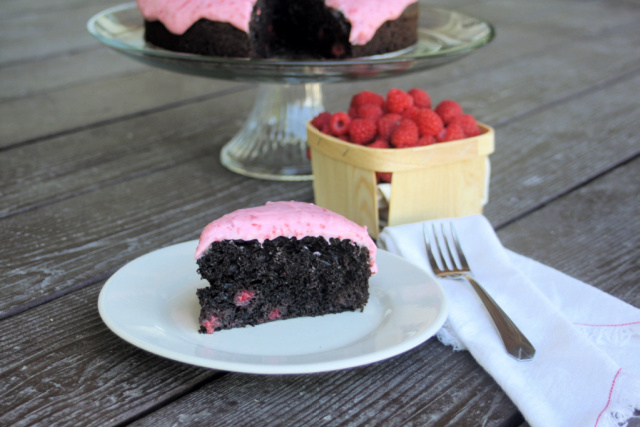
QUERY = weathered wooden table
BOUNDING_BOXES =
[2,0,639,425]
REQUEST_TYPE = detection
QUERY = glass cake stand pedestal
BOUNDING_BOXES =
[88,3,494,181]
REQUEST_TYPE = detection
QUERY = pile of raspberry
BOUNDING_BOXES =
[311,88,481,148]
[310,88,482,182]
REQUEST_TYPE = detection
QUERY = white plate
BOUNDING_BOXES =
[99,241,449,374]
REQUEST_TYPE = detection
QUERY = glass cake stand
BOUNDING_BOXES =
[88,3,495,181]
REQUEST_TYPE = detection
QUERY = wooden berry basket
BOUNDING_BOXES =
[307,122,495,238]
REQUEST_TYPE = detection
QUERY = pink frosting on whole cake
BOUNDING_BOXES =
[137,0,257,35]
[194,201,377,274]
[136,0,416,45]
[325,0,417,45]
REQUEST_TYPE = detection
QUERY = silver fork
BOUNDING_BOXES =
[424,223,536,361]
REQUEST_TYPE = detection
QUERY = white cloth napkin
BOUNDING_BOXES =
[377,215,640,427]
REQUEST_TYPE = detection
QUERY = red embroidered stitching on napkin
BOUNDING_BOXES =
[594,368,622,427]
[574,321,640,327]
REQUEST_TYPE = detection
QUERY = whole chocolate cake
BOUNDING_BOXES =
[137,0,418,59]
[194,201,377,334]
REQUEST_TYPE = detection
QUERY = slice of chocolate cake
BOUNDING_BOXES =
[194,201,377,334]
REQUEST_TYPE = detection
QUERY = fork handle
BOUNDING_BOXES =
[463,275,536,361]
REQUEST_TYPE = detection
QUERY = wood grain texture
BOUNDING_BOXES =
[0,49,145,102]
[308,124,494,170]
[2,0,640,425]
[311,147,380,237]
[0,0,125,65]
[498,158,640,307]
[0,282,221,427]
[0,89,258,219]
[388,156,488,226]
[309,124,493,236]
[127,340,520,427]
[484,71,640,227]
[0,70,246,147]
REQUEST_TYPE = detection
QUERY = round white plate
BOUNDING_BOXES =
[99,241,448,374]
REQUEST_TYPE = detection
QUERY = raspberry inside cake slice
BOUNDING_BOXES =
[194,201,377,334]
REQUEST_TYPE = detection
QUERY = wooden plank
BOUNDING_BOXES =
[0,70,248,147]
[0,49,146,102]
[126,340,519,427]
[0,1,124,65]
[484,71,640,227]
[0,90,257,219]
[0,282,222,426]
[497,159,640,307]
[1,0,114,21]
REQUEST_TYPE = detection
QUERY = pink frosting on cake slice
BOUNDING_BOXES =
[136,0,416,45]
[194,201,377,274]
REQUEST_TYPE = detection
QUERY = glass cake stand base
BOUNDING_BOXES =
[88,3,495,181]
[220,83,323,181]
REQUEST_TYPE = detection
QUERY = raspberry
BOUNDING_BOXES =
[436,123,465,142]
[376,172,393,183]
[349,118,377,145]
[234,290,255,307]
[348,106,358,118]
[391,119,419,148]
[435,100,463,124]
[350,90,385,108]
[356,104,384,121]
[376,113,402,141]
[449,114,480,136]
[311,112,331,130]
[268,308,282,320]
[385,88,414,114]
[367,139,391,149]
[417,135,436,146]
[415,108,443,136]
[330,111,351,136]
[402,105,422,122]
[201,315,221,334]
[465,126,481,137]
[408,88,431,109]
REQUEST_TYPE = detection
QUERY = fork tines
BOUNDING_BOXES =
[424,223,463,272]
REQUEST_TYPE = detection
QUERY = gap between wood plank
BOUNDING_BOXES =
[491,65,640,129]
[0,45,98,71]
[0,132,229,221]
[0,83,255,153]
[111,371,229,427]
[494,146,640,232]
